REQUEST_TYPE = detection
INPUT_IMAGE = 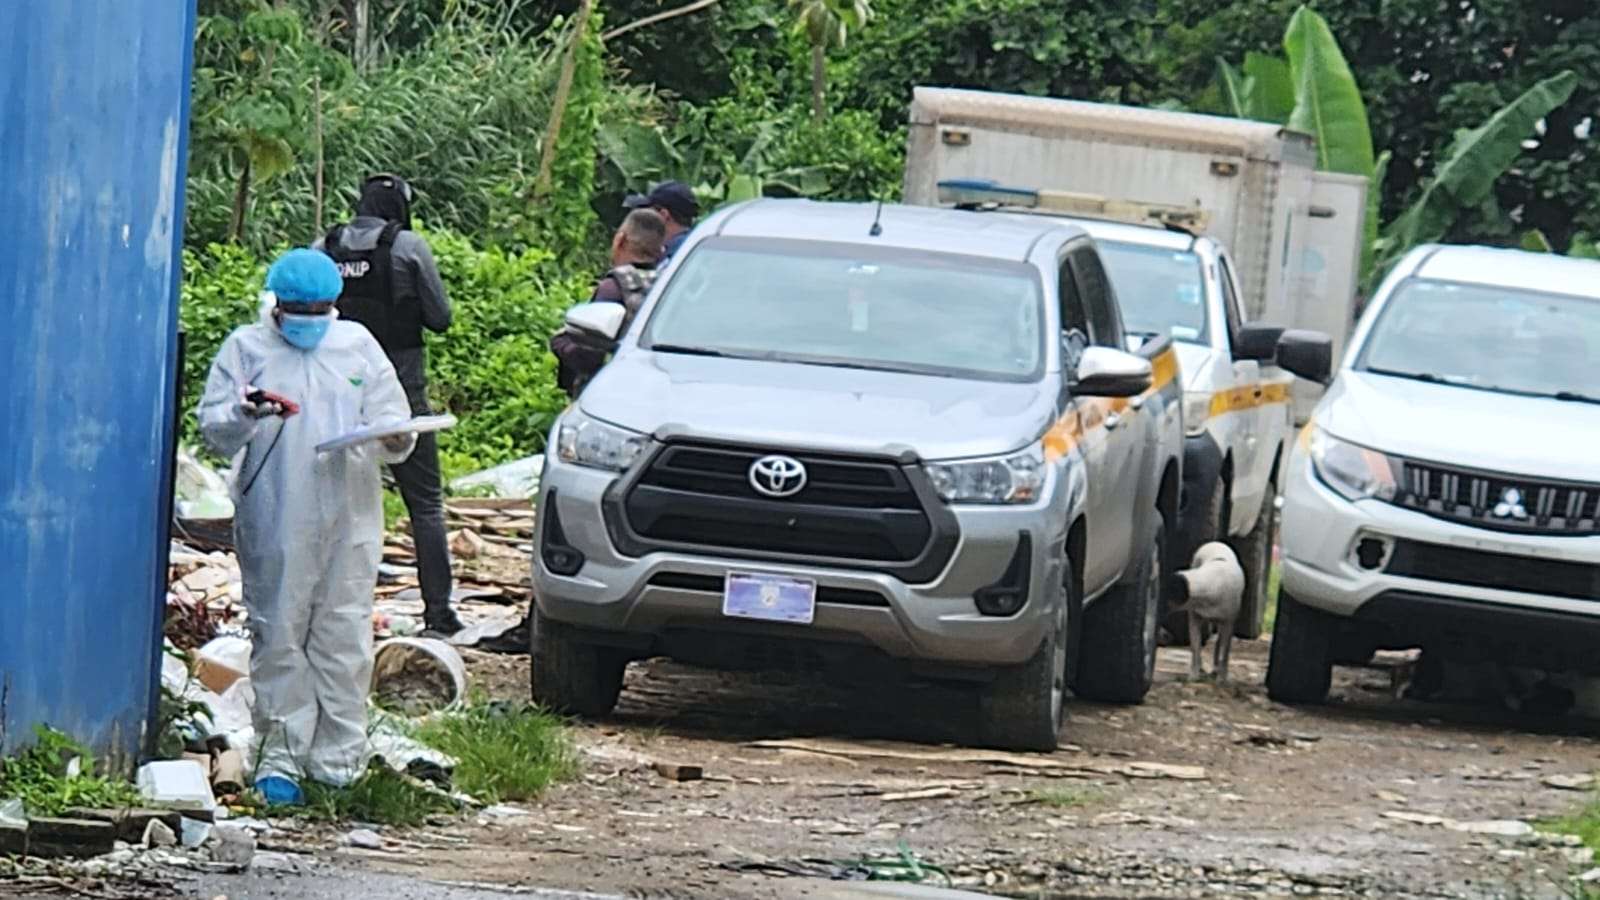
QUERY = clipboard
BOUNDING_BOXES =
[315,414,458,454]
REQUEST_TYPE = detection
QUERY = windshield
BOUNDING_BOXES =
[1096,241,1207,345]
[641,237,1045,381]
[1357,278,1600,399]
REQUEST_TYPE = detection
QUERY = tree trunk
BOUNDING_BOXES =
[313,74,326,233]
[229,155,253,245]
[810,42,826,123]
[534,0,595,197]
[352,0,372,73]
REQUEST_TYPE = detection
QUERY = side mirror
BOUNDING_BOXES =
[1276,329,1333,384]
[1123,333,1146,354]
[565,302,626,341]
[1233,323,1283,362]
[1073,346,1153,397]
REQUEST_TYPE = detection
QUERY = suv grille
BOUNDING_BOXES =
[618,443,940,568]
[1391,458,1600,536]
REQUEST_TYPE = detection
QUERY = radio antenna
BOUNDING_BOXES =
[868,198,885,237]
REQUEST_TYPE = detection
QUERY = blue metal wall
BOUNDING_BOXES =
[0,3,198,765]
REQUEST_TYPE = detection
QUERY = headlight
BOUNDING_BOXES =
[1308,426,1396,502]
[556,411,647,472]
[926,443,1045,505]
[1183,391,1214,437]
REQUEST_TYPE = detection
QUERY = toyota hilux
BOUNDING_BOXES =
[532,199,1183,750]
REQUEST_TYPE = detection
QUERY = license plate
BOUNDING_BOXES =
[723,572,817,625]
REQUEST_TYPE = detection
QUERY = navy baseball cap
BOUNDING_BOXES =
[624,180,699,223]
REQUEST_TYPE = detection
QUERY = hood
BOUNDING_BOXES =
[580,351,1056,461]
[1318,371,1600,482]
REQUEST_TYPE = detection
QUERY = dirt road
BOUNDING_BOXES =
[336,641,1600,899]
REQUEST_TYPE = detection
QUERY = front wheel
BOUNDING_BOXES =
[1075,511,1166,704]
[1230,477,1277,639]
[976,590,1069,752]
[1265,590,1333,705]
[530,606,627,717]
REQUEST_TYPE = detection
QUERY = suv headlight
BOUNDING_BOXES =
[1183,391,1214,437]
[556,410,647,472]
[926,443,1045,505]
[1308,426,1396,502]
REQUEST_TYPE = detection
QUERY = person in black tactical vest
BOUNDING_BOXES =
[550,208,667,398]
[316,173,463,636]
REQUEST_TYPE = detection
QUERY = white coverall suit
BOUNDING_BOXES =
[198,302,415,786]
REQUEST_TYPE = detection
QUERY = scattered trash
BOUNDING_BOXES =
[1581,867,1600,883]
[879,787,960,803]
[749,738,1206,781]
[1381,811,1449,827]
[372,638,468,715]
[181,818,214,849]
[137,760,217,814]
[345,828,384,850]
[174,449,234,520]
[652,761,704,783]
[143,819,178,849]
[211,750,246,796]
[450,455,544,498]
[194,637,251,694]
[1542,773,1596,791]
[0,798,25,829]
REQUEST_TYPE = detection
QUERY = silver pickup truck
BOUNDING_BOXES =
[532,199,1183,750]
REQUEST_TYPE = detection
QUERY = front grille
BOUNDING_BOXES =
[619,443,939,569]
[1386,539,1600,601]
[646,572,891,608]
[1390,457,1600,536]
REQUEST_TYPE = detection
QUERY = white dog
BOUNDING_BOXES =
[1168,542,1246,682]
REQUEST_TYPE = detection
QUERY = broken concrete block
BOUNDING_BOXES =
[0,821,27,856]
[27,817,116,859]
[143,819,178,849]
[651,761,704,782]
[206,824,255,868]
[64,807,183,844]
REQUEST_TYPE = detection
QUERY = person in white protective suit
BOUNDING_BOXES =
[197,248,416,806]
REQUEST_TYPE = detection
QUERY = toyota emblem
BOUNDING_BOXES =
[749,455,807,498]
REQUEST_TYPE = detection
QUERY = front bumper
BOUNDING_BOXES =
[531,453,1068,670]
[1278,445,1600,623]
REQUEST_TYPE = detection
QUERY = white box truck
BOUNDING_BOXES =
[903,86,1367,421]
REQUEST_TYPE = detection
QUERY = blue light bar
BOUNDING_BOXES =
[936,179,1040,208]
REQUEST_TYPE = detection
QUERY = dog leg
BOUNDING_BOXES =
[1188,613,1205,680]
[1215,627,1233,684]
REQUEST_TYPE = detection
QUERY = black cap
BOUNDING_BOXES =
[623,180,699,224]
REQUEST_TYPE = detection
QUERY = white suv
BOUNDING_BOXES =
[1268,244,1600,703]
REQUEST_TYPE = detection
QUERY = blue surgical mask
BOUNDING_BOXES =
[279,312,332,350]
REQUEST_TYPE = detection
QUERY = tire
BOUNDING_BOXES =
[1265,590,1333,705]
[1076,511,1166,704]
[530,606,627,717]
[1163,476,1225,644]
[976,581,1070,752]
[1230,476,1277,640]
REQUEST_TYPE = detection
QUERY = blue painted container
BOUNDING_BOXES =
[0,3,198,767]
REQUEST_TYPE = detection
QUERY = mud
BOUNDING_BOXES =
[353,643,1600,899]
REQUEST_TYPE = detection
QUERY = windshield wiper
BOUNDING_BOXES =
[1552,391,1600,405]
[648,343,733,358]
[1365,366,1449,384]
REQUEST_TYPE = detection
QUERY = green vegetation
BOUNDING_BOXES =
[182,0,1600,470]
[1545,795,1600,863]
[299,763,459,827]
[415,700,578,803]
[0,727,142,817]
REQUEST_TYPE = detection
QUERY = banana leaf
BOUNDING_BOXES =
[1284,6,1376,279]
[1382,70,1578,261]
[1520,229,1553,252]
[1243,52,1293,123]
[1216,57,1250,119]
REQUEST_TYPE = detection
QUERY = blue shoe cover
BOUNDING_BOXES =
[256,775,304,806]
